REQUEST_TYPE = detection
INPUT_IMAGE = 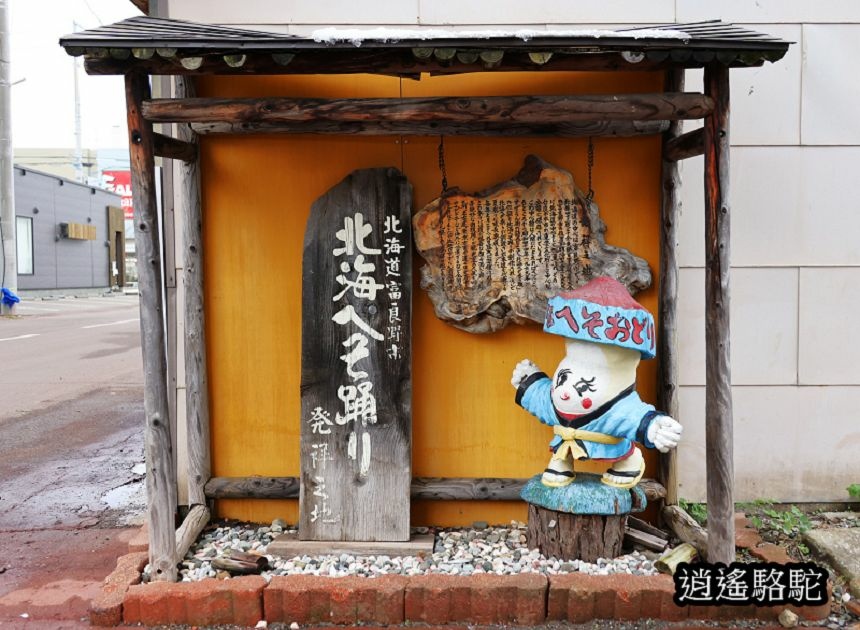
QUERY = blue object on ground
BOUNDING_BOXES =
[1,287,20,307]
[520,473,647,515]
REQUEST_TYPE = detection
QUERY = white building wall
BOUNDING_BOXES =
[164,0,860,504]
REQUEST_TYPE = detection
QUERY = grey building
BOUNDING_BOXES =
[14,166,125,291]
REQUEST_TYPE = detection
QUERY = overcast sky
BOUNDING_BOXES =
[10,0,138,150]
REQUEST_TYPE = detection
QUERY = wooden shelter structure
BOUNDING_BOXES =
[61,17,790,581]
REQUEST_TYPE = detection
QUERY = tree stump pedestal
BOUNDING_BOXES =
[520,472,647,563]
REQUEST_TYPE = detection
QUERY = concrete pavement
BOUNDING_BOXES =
[0,295,147,627]
[0,294,142,419]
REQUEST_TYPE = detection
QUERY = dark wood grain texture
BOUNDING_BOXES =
[300,167,412,541]
[204,476,667,502]
[703,62,734,565]
[142,93,714,124]
[84,50,681,77]
[152,132,197,162]
[125,71,177,582]
[188,119,669,138]
[663,127,704,162]
[624,527,669,552]
[175,76,210,508]
[661,504,708,555]
[657,68,684,508]
[205,476,301,499]
[527,503,626,562]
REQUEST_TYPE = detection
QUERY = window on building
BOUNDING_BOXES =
[16,216,33,275]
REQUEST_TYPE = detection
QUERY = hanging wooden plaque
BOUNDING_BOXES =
[413,154,651,333]
[300,167,412,541]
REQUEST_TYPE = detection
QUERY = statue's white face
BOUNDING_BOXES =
[550,340,640,418]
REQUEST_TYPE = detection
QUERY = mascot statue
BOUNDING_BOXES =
[512,276,682,490]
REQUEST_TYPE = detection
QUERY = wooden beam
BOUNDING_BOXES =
[175,76,210,508]
[204,476,667,503]
[662,505,708,556]
[664,127,704,162]
[205,476,300,500]
[125,71,177,582]
[175,504,209,561]
[84,50,678,77]
[703,61,734,565]
[657,68,684,508]
[190,119,670,138]
[143,93,714,125]
[153,132,197,162]
[410,477,528,501]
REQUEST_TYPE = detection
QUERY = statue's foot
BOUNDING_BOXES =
[601,447,646,489]
[541,458,575,488]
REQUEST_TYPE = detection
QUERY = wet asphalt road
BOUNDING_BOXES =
[0,295,147,623]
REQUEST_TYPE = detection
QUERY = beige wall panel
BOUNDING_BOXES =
[678,148,860,268]
[677,267,798,386]
[678,385,860,502]
[799,267,860,385]
[167,0,419,24]
[677,0,860,24]
[418,0,673,25]
[802,25,860,145]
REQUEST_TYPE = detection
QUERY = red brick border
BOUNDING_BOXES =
[265,575,407,625]
[100,568,830,626]
[405,574,547,625]
[123,575,266,626]
[91,515,832,626]
[89,551,148,626]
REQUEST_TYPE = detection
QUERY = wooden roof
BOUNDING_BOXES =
[60,16,791,77]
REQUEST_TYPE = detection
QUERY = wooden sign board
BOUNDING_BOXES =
[300,167,412,542]
[413,155,651,333]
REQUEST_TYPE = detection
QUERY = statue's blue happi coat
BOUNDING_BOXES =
[517,374,658,461]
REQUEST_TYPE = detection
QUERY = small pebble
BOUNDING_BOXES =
[179,520,660,581]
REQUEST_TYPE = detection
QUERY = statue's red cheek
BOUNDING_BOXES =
[582,398,593,409]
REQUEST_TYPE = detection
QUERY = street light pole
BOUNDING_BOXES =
[0,0,17,314]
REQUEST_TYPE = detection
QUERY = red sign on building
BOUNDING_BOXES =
[103,170,133,219]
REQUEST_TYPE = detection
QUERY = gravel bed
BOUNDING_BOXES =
[146,519,659,582]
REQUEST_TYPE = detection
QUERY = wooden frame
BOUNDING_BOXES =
[204,475,668,503]
[115,49,742,579]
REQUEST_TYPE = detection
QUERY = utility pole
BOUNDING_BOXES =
[0,0,16,314]
[72,21,83,183]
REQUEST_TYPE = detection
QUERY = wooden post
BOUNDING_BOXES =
[703,62,734,564]
[657,68,684,507]
[176,504,210,560]
[526,505,626,563]
[125,71,178,582]
[175,76,211,509]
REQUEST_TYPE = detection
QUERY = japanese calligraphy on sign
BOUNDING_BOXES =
[413,155,651,334]
[300,167,412,542]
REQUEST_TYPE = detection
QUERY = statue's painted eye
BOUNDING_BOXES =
[555,369,572,388]
[574,377,596,395]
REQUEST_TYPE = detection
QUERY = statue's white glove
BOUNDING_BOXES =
[646,415,683,453]
[511,359,540,388]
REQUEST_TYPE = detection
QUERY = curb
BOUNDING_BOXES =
[97,570,830,626]
[93,520,832,626]
[89,552,148,627]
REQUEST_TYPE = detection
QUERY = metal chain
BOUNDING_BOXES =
[585,136,595,204]
[438,135,448,195]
